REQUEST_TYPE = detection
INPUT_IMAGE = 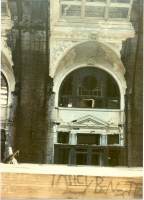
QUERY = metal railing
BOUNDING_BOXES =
[59,95,120,109]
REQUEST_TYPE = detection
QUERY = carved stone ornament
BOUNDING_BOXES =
[50,40,77,76]
[87,57,97,65]
[71,115,109,127]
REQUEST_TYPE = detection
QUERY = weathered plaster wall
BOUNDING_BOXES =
[52,41,127,110]
[5,0,142,166]
[49,1,136,166]
[50,25,134,78]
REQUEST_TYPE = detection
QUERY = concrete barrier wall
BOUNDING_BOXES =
[1,164,143,199]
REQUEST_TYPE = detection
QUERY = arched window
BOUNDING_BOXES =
[59,67,120,109]
[1,72,9,158]
[1,73,8,107]
[1,73,9,161]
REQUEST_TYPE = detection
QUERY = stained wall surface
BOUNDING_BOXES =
[1,0,142,166]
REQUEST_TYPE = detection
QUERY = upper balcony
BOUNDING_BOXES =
[51,0,134,25]
[51,0,134,42]
[60,0,132,20]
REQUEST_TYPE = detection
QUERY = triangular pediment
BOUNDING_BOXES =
[71,115,108,127]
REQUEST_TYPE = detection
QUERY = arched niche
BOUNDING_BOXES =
[53,41,126,110]
[1,73,9,106]
[1,51,15,105]
[58,67,120,109]
[52,40,125,78]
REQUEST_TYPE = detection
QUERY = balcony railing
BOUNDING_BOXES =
[60,0,133,20]
[59,95,120,109]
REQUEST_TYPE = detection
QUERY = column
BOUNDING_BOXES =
[100,135,107,166]
[53,124,58,144]
[69,130,77,145]
[100,134,107,145]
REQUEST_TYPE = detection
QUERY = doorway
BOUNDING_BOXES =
[54,144,122,166]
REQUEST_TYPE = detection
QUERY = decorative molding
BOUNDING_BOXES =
[50,40,77,76]
[56,114,122,134]
[50,23,134,76]
[71,115,109,127]
[51,21,135,41]
[2,39,13,67]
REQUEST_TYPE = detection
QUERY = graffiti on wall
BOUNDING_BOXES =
[51,175,142,198]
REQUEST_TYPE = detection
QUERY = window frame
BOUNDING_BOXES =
[59,0,133,21]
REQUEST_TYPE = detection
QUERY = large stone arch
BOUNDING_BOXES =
[53,41,126,110]
[1,51,15,105]
[1,50,16,150]
[51,40,125,76]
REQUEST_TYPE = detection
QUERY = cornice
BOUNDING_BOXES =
[51,21,135,42]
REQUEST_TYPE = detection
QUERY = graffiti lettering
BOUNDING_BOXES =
[51,175,142,198]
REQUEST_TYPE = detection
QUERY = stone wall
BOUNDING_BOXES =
[1,164,142,199]
[7,0,143,166]
[121,0,143,166]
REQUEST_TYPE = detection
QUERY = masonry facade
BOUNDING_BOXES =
[1,0,143,166]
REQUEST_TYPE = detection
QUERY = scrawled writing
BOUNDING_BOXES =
[51,175,142,198]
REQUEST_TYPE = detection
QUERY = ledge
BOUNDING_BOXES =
[0,164,142,177]
[57,107,123,112]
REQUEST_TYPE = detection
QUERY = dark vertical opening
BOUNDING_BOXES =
[76,148,87,165]
[77,134,100,145]
[107,135,119,145]
[91,153,99,165]
[1,73,9,106]
[1,129,6,162]
[108,150,120,166]
[54,146,70,164]
[57,132,69,144]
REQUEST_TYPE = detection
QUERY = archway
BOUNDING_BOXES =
[53,41,126,110]
[1,73,9,125]
[1,73,9,160]
[1,52,15,158]
[58,67,120,109]
[52,41,126,166]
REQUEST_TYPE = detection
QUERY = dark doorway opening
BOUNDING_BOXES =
[54,144,123,166]
[77,134,100,145]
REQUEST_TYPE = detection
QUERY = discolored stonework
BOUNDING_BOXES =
[1,0,143,166]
